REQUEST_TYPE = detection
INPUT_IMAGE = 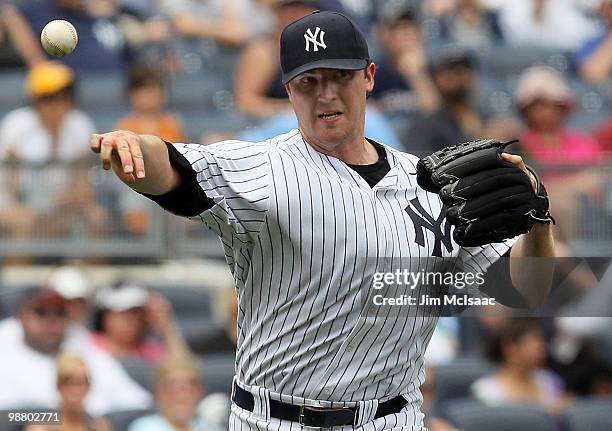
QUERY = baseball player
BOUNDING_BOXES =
[91,11,555,431]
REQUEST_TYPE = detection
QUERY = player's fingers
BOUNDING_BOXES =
[90,133,103,154]
[111,151,136,185]
[501,153,537,191]
[128,138,146,179]
[116,138,135,175]
[99,136,114,170]
[501,152,526,171]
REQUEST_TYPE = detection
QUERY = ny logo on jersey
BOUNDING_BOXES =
[405,198,453,258]
[304,27,327,52]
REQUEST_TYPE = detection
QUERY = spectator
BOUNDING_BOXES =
[421,367,458,431]
[8,0,132,72]
[0,61,106,239]
[0,4,27,69]
[594,116,612,154]
[92,282,190,363]
[24,354,113,431]
[497,0,597,51]
[0,286,152,414]
[438,0,504,49]
[0,266,94,347]
[128,355,218,431]
[370,4,439,131]
[161,0,266,48]
[233,0,317,119]
[48,265,95,328]
[333,0,375,34]
[116,65,186,142]
[405,47,513,154]
[514,65,603,240]
[471,318,569,414]
[515,66,602,166]
[422,0,459,18]
[576,0,612,82]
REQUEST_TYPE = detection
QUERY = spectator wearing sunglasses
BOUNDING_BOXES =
[24,353,113,431]
[0,286,152,414]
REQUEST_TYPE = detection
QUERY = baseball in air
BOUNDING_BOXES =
[40,20,78,57]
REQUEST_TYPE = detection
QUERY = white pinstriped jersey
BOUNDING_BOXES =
[172,129,515,430]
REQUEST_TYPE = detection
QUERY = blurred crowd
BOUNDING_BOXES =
[0,3,610,426]
[0,0,609,256]
[0,265,237,431]
[0,264,611,431]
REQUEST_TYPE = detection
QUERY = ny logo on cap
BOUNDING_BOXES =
[304,27,326,52]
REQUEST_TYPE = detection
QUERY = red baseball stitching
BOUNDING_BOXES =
[42,21,77,56]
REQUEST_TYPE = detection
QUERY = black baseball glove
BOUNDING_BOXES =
[416,139,555,247]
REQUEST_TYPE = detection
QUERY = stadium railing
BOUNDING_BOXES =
[0,161,609,260]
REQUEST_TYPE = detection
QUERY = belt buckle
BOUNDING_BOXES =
[298,405,357,427]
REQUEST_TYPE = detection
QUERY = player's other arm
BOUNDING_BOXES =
[502,153,555,308]
[509,224,555,308]
[90,131,179,195]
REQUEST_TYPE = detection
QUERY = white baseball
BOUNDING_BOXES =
[40,20,78,57]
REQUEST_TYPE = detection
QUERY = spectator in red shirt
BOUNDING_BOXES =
[92,282,190,363]
[514,65,603,241]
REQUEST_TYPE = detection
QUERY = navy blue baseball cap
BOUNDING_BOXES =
[280,10,370,84]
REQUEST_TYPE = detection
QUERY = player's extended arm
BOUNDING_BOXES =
[90,131,179,195]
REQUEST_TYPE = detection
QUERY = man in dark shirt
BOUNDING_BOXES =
[405,46,489,156]
[14,0,131,72]
[369,5,439,138]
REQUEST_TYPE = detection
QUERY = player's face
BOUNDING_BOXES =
[286,64,375,150]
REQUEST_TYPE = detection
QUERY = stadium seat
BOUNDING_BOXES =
[477,45,572,78]
[168,73,223,109]
[149,285,212,317]
[120,358,154,392]
[77,73,126,110]
[0,71,26,110]
[179,317,230,354]
[562,397,612,431]
[444,399,557,431]
[88,108,129,132]
[432,355,497,405]
[104,408,155,431]
[180,108,252,141]
[200,353,236,395]
[0,285,39,318]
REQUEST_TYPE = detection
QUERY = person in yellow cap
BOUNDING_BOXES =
[0,61,105,239]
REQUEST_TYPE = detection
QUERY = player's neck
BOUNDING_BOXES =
[300,129,377,165]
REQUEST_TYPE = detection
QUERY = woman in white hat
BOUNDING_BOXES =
[92,282,189,363]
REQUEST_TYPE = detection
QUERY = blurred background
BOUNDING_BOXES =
[0,0,610,430]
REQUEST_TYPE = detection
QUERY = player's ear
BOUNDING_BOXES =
[285,83,293,101]
[365,62,375,93]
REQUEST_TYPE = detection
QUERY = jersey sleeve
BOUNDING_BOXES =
[456,238,517,275]
[167,140,271,246]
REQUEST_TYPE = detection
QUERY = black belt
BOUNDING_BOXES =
[232,382,408,427]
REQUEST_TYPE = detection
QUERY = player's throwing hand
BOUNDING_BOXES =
[90,131,146,185]
[90,131,179,195]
